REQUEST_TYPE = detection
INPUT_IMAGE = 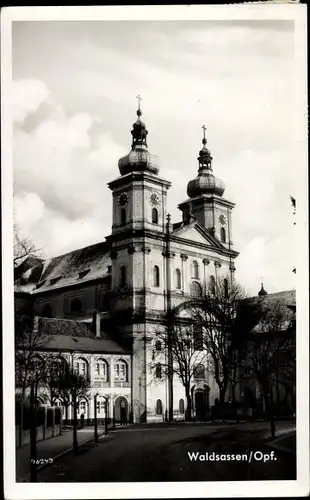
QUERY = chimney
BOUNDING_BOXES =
[92,311,101,338]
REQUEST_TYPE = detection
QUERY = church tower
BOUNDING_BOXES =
[178,126,235,254]
[106,98,171,422]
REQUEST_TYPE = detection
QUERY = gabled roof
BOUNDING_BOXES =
[21,241,112,294]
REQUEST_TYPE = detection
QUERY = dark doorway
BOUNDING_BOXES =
[115,396,128,424]
[195,390,206,421]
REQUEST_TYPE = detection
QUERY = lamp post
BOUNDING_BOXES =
[104,397,109,436]
[94,393,98,444]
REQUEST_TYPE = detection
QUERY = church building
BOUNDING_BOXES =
[15,100,240,423]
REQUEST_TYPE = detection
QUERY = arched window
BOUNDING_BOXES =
[175,268,181,289]
[190,281,202,298]
[209,275,216,295]
[30,355,45,374]
[179,398,185,414]
[74,357,88,378]
[220,227,226,243]
[51,356,67,376]
[152,208,158,224]
[114,359,128,381]
[78,399,87,415]
[42,304,52,318]
[223,278,229,298]
[120,208,126,226]
[94,358,109,381]
[71,298,83,315]
[194,364,205,379]
[192,260,199,278]
[153,266,160,287]
[120,266,126,288]
[155,363,162,379]
[156,399,163,415]
[193,324,203,351]
[155,340,161,352]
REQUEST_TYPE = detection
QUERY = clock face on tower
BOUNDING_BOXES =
[149,192,160,207]
[218,214,226,226]
[117,192,129,208]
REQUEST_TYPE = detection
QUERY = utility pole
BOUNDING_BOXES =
[94,393,98,443]
[30,382,37,482]
[165,214,174,422]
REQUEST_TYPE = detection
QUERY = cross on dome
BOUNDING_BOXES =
[136,94,142,116]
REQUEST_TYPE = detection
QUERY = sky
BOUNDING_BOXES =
[12,20,298,296]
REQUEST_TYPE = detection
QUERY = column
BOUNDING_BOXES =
[214,261,221,281]
[180,254,188,295]
[202,258,210,292]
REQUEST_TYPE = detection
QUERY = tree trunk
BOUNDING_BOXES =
[72,390,78,454]
[185,390,192,421]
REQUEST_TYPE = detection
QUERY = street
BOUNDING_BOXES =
[36,421,296,482]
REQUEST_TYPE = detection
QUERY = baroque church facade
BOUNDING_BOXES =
[15,102,240,423]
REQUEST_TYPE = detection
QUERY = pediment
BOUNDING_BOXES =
[172,222,223,249]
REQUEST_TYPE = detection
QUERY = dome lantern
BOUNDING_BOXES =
[187,125,225,198]
[118,96,159,176]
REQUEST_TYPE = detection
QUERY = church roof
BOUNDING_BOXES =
[28,242,111,294]
[256,289,296,307]
[39,334,131,354]
[37,318,131,354]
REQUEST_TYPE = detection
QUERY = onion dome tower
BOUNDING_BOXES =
[187,125,225,198]
[118,95,159,176]
[258,283,268,297]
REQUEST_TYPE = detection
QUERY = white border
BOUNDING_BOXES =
[2,5,309,499]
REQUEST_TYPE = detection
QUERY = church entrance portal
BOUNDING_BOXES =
[114,396,128,424]
[195,386,210,421]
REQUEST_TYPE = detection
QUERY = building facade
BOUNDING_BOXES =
[15,103,240,423]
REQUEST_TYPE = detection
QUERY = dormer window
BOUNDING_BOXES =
[36,279,46,289]
[50,276,62,286]
[78,269,90,279]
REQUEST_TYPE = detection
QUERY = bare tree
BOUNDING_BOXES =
[189,276,261,406]
[14,223,39,268]
[149,307,208,421]
[49,365,90,453]
[246,298,295,437]
[15,314,50,401]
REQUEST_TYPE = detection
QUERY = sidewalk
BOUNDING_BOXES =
[16,425,109,481]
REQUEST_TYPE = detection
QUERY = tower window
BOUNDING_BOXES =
[155,340,162,352]
[153,266,160,287]
[155,363,162,379]
[120,208,126,226]
[152,208,158,224]
[120,266,127,288]
[190,281,202,298]
[175,268,181,289]
[192,260,199,278]
[210,275,216,295]
[220,227,226,243]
